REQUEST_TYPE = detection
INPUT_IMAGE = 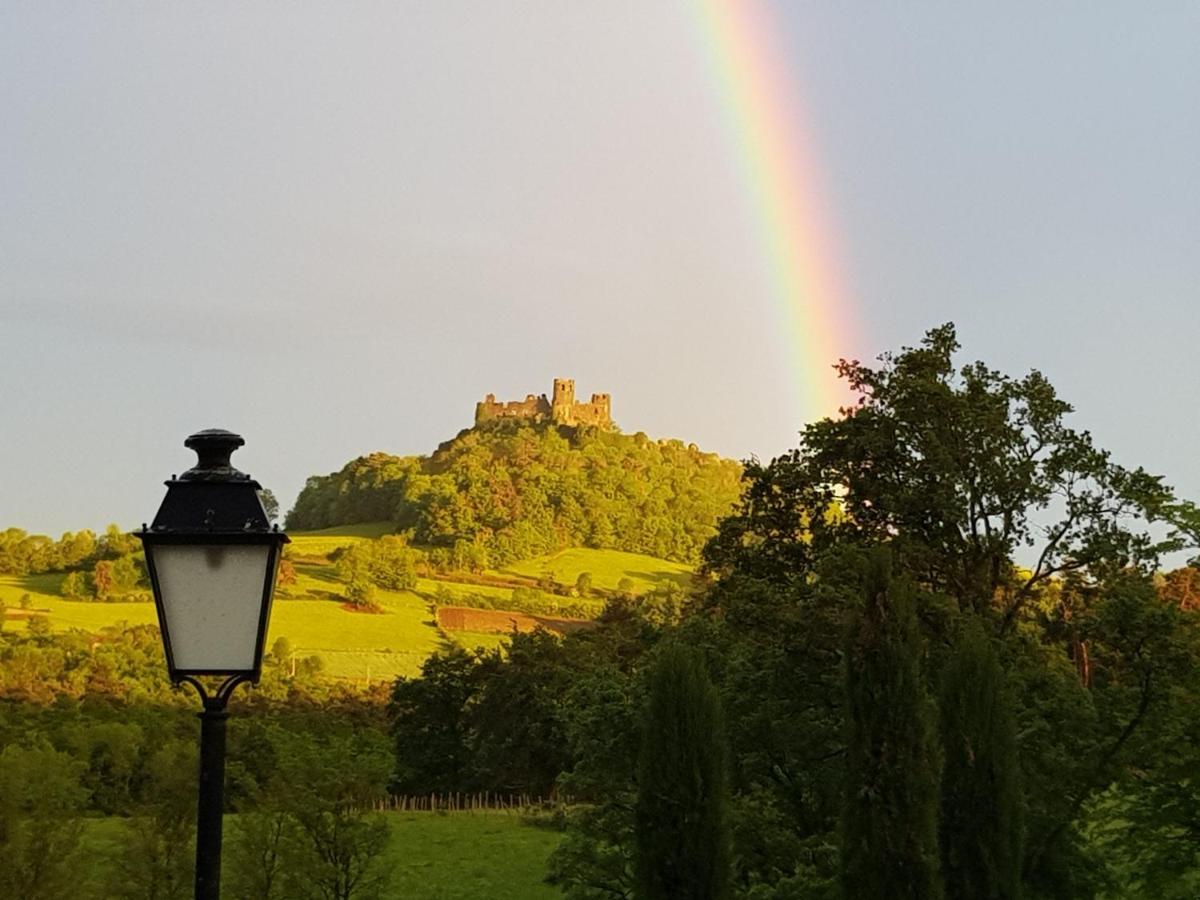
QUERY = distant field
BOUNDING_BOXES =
[0,575,159,632]
[2,542,697,679]
[436,606,592,636]
[81,811,562,899]
[448,630,512,654]
[289,521,396,558]
[1,575,443,681]
[498,547,694,594]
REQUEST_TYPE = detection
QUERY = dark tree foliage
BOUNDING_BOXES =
[699,324,1196,898]
[388,647,482,794]
[841,549,943,900]
[703,324,1178,620]
[939,622,1023,900]
[286,423,742,565]
[634,643,731,900]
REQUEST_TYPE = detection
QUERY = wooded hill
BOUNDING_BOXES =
[286,421,743,566]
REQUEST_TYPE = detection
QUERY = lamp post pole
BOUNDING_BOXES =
[186,675,247,900]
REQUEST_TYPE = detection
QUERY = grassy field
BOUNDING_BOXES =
[381,812,561,899]
[448,630,513,653]
[80,812,562,899]
[1,540,696,680]
[498,547,694,594]
[288,521,396,557]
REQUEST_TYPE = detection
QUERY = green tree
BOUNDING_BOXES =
[389,648,482,793]
[0,744,87,900]
[110,740,196,900]
[276,731,393,900]
[939,623,1023,899]
[259,488,281,523]
[702,324,1195,897]
[471,629,575,796]
[634,643,731,900]
[575,571,594,597]
[60,570,90,600]
[345,578,376,610]
[841,550,942,900]
[269,636,293,667]
[26,614,52,639]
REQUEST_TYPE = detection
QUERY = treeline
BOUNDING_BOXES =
[286,422,743,565]
[0,524,149,601]
[386,327,1200,900]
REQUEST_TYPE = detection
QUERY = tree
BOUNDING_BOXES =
[576,571,594,597]
[841,549,942,900]
[704,324,1178,619]
[277,558,298,589]
[471,629,575,796]
[389,648,482,793]
[634,643,731,900]
[276,731,393,900]
[702,324,1195,896]
[60,571,90,600]
[26,615,52,639]
[110,740,196,900]
[259,488,281,523]
[345,578,377,610]
[939,622,1023,899]
[0,745,87,900]
[270,636,293,666]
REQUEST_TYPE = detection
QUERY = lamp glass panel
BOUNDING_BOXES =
[152,544,271,672]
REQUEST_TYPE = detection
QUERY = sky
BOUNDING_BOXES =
[2,3,1197,537]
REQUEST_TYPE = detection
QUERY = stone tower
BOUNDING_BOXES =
[551,378,576,425]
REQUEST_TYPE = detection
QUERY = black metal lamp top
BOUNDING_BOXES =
[180,429,251,483]
[147,429,277,533]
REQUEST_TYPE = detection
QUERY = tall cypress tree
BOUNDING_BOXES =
[939,622,1023,899]
[841,548,943,900]
[634,643,731,900]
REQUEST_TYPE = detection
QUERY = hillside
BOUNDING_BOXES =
[286,420,743,567]
[0,535,698,682]
[0,422,740,683]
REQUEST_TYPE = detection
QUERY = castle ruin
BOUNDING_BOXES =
[475,379,613,429]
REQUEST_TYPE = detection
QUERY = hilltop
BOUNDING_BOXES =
[286,418,743,567]
[0,416,743,683]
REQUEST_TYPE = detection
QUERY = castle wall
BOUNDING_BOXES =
[476,381,612,429]
[475,393,551,424]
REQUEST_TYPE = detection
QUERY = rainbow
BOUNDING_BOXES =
[693,0,855,421]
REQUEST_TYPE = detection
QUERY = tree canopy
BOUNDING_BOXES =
[287,422,743,566]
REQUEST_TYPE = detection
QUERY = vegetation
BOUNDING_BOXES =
[938,622,1023,899]
[286,421,742,566]
[634,643,731,900]
[4,325,1200,898]
[841,550,942,900]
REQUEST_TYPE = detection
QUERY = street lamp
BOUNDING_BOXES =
[138,429,289,900]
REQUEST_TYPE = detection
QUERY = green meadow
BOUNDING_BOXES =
[1,538,694,681]
[80,812,562,900]
[498,547,695,593]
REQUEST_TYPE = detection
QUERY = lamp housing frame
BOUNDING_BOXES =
[137,429,289,684]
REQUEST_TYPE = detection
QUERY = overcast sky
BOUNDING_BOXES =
[2,3,1197,536]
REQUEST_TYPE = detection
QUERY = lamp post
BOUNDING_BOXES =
[137,429,289,900]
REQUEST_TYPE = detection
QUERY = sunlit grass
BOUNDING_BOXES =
[268,589,444,681]
[288,522,395,558]
[497,547,694,593]
[1,544,693,676]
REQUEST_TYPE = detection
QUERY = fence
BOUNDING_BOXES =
[369,792,564,814]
